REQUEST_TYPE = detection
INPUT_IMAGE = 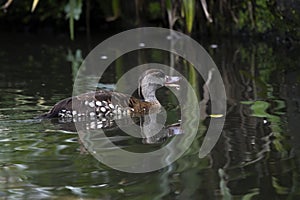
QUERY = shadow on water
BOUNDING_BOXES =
[0,32,300,199]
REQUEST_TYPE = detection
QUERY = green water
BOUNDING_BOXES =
[1,32,300,199]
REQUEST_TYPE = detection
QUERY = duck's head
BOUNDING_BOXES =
[138,69,181,102]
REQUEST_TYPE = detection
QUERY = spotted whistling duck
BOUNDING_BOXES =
[40,69,180,119]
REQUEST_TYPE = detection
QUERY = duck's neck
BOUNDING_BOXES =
[142,85,160,104]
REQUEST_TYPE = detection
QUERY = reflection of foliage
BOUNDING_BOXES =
[242,100,288,155]
[64,0,82,40]
[241,189,259,200]
[223,40,297,198]
[66,49,83,81]
[218,169,232,200]
[238,42,290,155]
[98,0,120,22]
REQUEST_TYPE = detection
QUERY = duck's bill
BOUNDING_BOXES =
[165,75,181,90]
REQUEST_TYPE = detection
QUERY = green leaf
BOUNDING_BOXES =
[209,114,224,118]
[199,0,213,22]
[182,0,195,33]
[165,0,172,11]
[242,190,259,200]
[31,0,39,12]
[240,101,255,105]
[112,0,120,18]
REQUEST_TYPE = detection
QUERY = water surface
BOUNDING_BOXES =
[1,32,300,199]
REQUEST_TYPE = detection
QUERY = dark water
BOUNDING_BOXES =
[1,31,300,200]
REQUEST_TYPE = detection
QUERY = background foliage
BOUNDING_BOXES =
[0,0,299,41]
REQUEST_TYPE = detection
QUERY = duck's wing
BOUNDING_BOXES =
[39,96,74,118]
[39,90,151,119]
[39,90,112,118]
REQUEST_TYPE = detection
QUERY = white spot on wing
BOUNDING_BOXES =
[100,107,106,113]
[89,101,95,108]
[90,121,96,129]
[89,112,95,117]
